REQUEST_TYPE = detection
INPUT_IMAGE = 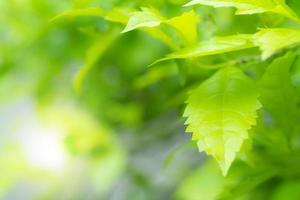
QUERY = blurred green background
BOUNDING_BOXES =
[0,0,203,199]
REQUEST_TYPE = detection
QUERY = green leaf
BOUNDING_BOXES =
[165,10,199,45]
[153,34,254,64]
[259,52,298,134]
[122,9,200,47]
[253,28,300,60]
[185,0,299,22]
[184,66,261,175]
[120,7,180,48]
[122,7,164,33]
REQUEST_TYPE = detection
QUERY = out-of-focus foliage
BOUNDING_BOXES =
[0,103,125,199]
[1,0,300,199]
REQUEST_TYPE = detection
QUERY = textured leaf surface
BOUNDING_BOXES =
[184,67,261,175]
[254,28,300,60]
[185,0,299,21]
[154,34,254,64]
[259,52,298,133]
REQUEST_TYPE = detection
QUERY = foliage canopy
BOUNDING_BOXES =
[1,0,300,199]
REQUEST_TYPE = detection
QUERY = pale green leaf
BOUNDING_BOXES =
[259,52,298,134]
[253,28,300,60]
[184,67,261,175]
[165,10,199,45]
[272,0,300,22]
[185,0,299,22]
[52,7,177,48]
[153,34,254,64]
[122,9,200,48]
[122,7,164,33]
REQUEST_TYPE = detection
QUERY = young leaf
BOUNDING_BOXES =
[184,66,261,175]
[122,7,164,33]
[153,34,254,64]
[122,9,200,47]
[185,0,299,22]
[253,28,300,60]
[165,10,199,45]
[259,52,298,135]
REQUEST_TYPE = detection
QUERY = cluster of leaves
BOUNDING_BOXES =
[2,0,300,199]
[52,0,300,199]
